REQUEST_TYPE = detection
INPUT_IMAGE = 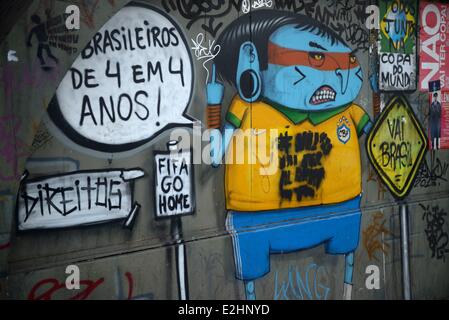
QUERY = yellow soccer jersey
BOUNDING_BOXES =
[224,95,370,212]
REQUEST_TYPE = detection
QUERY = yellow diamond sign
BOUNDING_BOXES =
[367,95,428,200]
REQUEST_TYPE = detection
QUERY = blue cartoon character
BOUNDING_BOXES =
[206,10,372,300]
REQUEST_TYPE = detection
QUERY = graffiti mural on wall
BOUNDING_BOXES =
[208,10,372,300]
[378,0,417,91]
[420,204,449,261]
[17,169,144,231]
[4,0,449,301]
[47,3,195,153]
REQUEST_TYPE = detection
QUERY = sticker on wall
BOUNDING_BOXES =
[17,169,144,231]
[154,148,194,219]
[428,80,449,150]
[419,1,449,91]
[378,0,417,91]
[366,95,428,199]
[48,2,194,153]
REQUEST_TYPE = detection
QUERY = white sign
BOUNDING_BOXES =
[154,150,194,218]
[379,52,416,91]
[17,169,144,230]
[51,4,194,152]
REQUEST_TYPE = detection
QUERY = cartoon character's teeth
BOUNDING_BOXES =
[310,86,337,104]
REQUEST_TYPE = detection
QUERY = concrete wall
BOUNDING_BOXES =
[0,0,448,300]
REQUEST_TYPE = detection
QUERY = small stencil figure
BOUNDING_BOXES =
[27,14,59,68]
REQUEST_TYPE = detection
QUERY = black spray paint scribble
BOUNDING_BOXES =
[162,0,369,50]
[274,0,369,51]
[414,158,448,188]
[421,204,449,262]
[278,131,333,202]
[162,0,240,37]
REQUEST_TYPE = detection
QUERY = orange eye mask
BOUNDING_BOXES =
[267,41,359,70]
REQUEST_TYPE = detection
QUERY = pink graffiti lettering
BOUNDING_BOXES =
[27,277,105,300]
[27,271,152,300]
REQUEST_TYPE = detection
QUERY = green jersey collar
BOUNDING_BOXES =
[261,97,350,125]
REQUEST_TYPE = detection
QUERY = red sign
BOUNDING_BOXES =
[419,2,449,91]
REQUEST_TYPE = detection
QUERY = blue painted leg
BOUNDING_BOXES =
[244,280,256,300]
[343,252,354,300]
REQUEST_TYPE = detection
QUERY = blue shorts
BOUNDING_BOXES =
[226,196,362,281]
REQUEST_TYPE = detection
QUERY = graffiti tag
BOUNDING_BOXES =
[362,212,392,261]
[274,264,330,300]
[190,33,221,83]
[421,204,449,261]
[414,158,448,188]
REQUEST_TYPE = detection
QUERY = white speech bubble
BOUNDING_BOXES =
[51,4,194,152]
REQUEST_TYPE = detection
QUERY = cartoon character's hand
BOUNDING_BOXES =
[206,64,224,105]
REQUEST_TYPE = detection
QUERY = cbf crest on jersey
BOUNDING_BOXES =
[337,116,351,144]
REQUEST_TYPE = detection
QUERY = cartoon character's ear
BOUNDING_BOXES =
[236,41,262,103]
